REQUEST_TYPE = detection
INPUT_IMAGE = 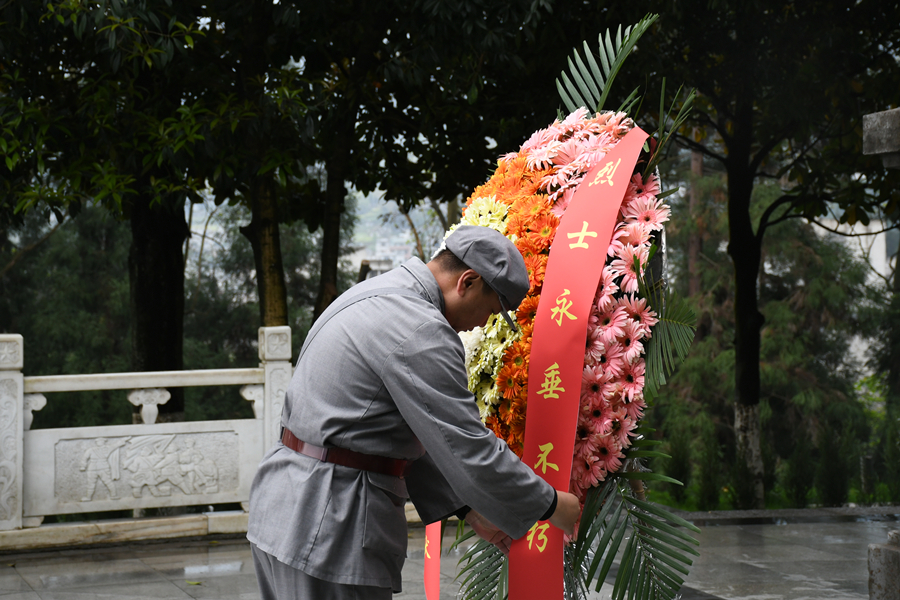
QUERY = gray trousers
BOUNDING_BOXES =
[250,543,392,600]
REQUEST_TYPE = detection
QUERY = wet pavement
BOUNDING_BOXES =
[0,516,896,599]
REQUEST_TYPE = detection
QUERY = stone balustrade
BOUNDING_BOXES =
[0,327,292,548]
[863,107,900,169]
[870,529,900,600]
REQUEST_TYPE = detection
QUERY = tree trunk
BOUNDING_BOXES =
[885,263,900,415]
[313,178,345,321]
[726,136,766,509]
[313,125,353,321]
[241,177,289,327]
[688,144,703,297]
[129,195,188,422]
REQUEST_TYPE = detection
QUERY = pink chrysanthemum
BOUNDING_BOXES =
[606,227,628,259]
[584,328,606,366]
[527,141,561,171]
[626,171,661,198]
[618,320,646,363]
[620,295,658,335]
[593,434,623,474]
[611,415,638,449]
[624,394,646,422]
[621,359,646,403]
[622,195,670,230]
[550,187,576,217]
[618,222,651,248]
[575,413,598,445]
[553,138,581,166]
[556,107,590,136]
[598,342,626,378]
[595,268,619,312]
[589,401,614,436]
[596,305,628,346]
[610,244,649,294]
[520,127,557,154]
[581,364,612,404]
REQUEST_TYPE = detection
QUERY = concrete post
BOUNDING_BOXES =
[870,530,900,600]
[258,327,292,451]
[863,107,900,169]
[0,334,24,530]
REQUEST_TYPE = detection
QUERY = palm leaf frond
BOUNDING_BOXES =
[567,478,700,600]
[635,259,697,402]
[556,14,659,114]
[642,83,697,181]
[455,537,505,599]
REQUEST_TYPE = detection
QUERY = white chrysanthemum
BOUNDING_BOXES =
[459,196,508,232]
[463,312,521,421]
[459,329,484,366]
[474,378,501,420]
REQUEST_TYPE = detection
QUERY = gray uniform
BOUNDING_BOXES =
[247,258,555,593]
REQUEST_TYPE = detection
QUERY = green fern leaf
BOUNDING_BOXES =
[555,14,659,113]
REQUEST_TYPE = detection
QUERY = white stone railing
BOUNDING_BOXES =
[0,327,292,534]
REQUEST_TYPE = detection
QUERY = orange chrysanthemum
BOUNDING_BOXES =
[503,343,529,371]
[506,213,530,238]
[497,363,525,401]
[498,398,514,425]
[516,323,534,351]
[510,194,551,219]
[485,414,507,440]
[516,295,540,326]
[524,168,553,195]
[526,213,559,250]
[524,253,548,294]
[515,238,543,261]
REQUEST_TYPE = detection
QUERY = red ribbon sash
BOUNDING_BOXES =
[508,127,649,600]
[424,521,442,600]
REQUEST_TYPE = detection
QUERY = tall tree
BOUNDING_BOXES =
[294,0,555,318]
[622,0,900,506]
[657,165,872,508]
[0,1,314,408]
[0,1,208,419]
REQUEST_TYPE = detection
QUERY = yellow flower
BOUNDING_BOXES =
[460,196,508,232]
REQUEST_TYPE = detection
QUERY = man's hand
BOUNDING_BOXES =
[548,491,580,537]
[465,510,513,556]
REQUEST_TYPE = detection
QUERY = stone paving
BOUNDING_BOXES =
[0,515,896,599]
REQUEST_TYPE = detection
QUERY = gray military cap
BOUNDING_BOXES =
[445,225,529,332]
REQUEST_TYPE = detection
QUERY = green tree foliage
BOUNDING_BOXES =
[624,0,900,507]
[653,153,872,508]
[0,199,356,427]
[696,415,721,510]
[0,207,133,427]
[783,428,814,508]
[1,0,216,418]
[661,406,693,504]
[289,0,559,318]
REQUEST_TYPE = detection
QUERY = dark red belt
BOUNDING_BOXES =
[281,429,413,478]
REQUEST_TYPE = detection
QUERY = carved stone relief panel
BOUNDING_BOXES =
[54,432,239,503]
[0,335,23,371]
[0,377,19,522]
[258,326,292,361]
[267,366,290,445]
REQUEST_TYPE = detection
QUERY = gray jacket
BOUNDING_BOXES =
[247,258,555,591]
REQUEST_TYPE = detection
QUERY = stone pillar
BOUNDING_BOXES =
[870,530,900,600]
[863,107,900,169]
[258,327,292,451]
[0,334,24,531]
